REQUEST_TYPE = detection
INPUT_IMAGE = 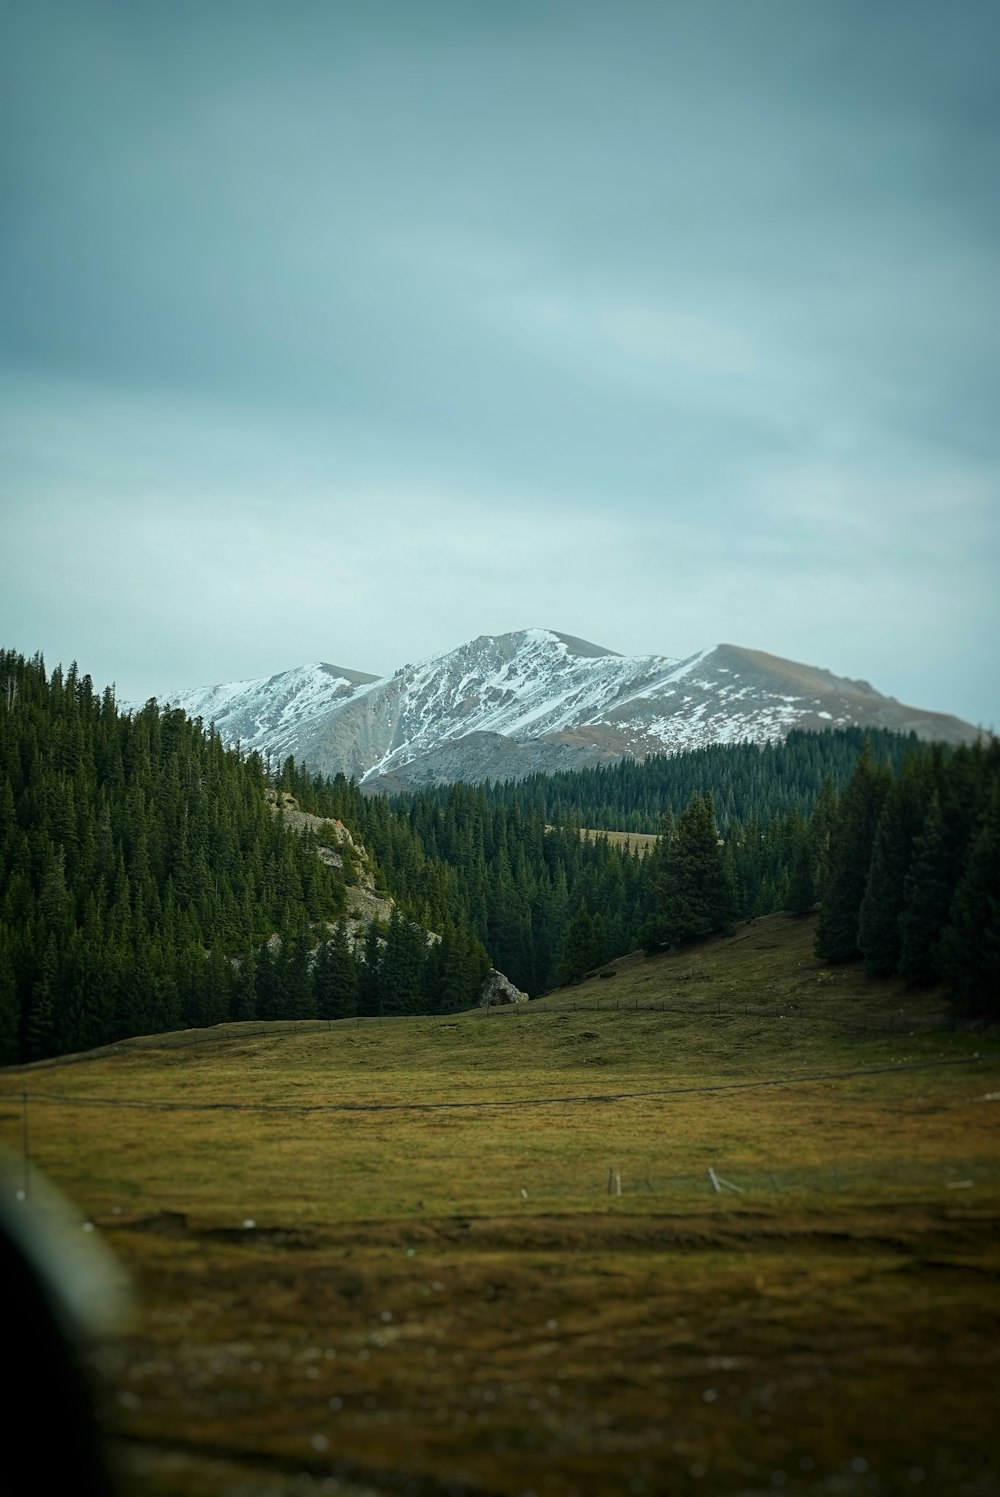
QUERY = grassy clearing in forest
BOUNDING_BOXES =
[1,912,998,1497]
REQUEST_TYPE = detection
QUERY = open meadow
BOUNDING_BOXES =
[1,912,998,1497]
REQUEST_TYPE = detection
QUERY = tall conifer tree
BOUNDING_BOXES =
[815,743,891,962]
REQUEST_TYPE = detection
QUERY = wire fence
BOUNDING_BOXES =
[2,1059,997,1221]
[0,1053,991,1118]
[489,995,955,1034]
[593,1154,1000,1203]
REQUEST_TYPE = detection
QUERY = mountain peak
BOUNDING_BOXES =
[547,630,621,659]
[157,630,984,789]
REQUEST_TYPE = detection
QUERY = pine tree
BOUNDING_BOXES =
[231,948,258,1023]
[786,829,816,915]
[381,908,427,1015]
[358,922,384,1018]
[858,757,928,975]
[815,743,891,963]
[897,794,951,985]
[314,920,358,1020]
[27,935,59,1060]
[650,792,735,948]
[937,791,1000,1014]
[0,933,19,1064]
[556,900,603,984]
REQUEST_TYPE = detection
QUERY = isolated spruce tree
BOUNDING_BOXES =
[651,792,735,948]
[815,743,890,963]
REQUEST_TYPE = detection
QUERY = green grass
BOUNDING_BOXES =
[2,912,998,1496]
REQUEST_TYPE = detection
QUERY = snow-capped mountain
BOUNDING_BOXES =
[159,661,380,763]
[154,628,983,789]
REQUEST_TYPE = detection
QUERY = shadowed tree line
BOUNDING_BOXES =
[814,738,999,1010]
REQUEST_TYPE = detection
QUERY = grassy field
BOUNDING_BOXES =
[581,827,658,854]
[1,912,998,1497]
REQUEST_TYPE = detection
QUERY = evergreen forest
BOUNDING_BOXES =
[1,647,997,1065]
[458,728,928,832]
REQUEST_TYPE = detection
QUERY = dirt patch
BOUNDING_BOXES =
[116,1212,316,1250]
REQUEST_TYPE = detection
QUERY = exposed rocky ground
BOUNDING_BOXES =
[265,788,395,944]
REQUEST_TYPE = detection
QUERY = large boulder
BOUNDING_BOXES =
[478,969,529,1008]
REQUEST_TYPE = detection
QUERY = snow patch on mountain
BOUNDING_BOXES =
[131,661,380,761]
[143,627,983,787]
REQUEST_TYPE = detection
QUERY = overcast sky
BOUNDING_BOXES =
[2,0,997,727]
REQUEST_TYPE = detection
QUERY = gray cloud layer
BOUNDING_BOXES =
[2,1,997,724]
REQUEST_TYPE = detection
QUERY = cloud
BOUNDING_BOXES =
[0,1,997,727]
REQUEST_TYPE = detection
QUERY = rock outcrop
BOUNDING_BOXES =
[265,789,395,946]
[479,969,529,1008]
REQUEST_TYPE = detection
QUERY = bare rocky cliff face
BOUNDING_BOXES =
[157,629,984,790]
[264,789,394,941]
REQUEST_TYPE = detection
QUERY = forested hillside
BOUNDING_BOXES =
[2,648,996,1065]
[0,651,347,1059]
[457,728,930,832]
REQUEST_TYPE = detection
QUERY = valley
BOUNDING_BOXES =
[3,913,997,1497]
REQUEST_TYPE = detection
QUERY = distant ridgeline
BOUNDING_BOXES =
[1,648,997,1064]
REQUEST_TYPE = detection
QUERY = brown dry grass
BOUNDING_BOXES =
[1,913,998,1497]
[581,827,658,854]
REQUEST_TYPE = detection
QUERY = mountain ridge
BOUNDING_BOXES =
[148,628,985,788]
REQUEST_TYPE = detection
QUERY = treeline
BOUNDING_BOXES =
[434,728,926,832]
[0,650,490,1063]
[272,754,838,993]
[271,757,648,995]
[815,739,999,1009]
[239,906,490,1029]
[0,650,347,1060]
[287,733,998,1012]
[3,646,995,1065]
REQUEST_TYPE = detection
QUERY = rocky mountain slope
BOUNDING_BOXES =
[155,628,983,789]
[264,788,394,939]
